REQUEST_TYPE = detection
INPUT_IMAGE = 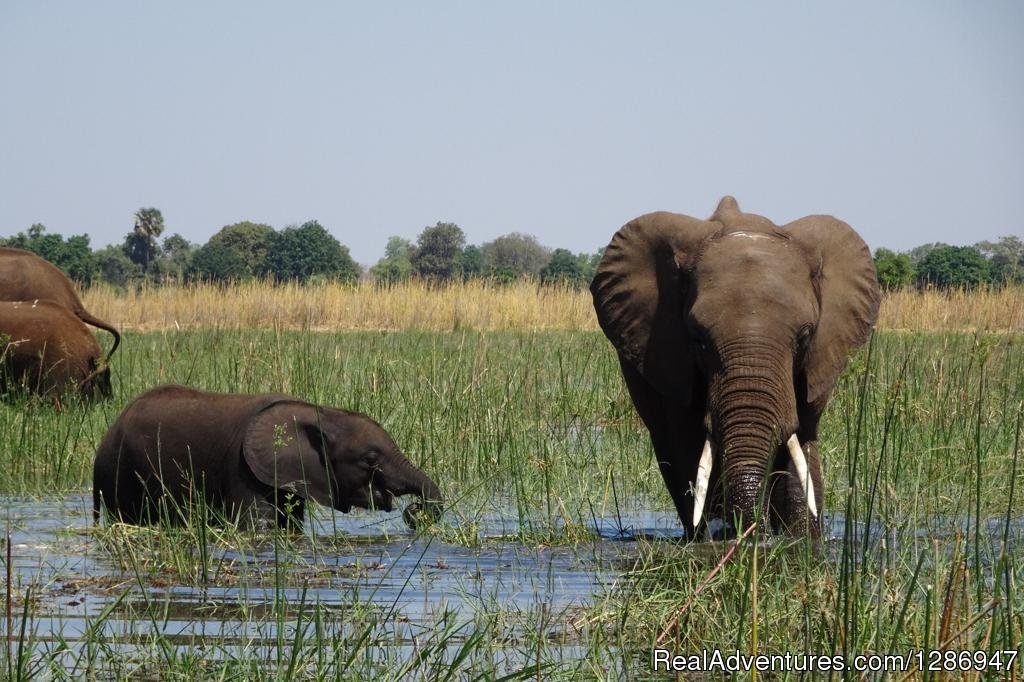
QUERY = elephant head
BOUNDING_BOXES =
[81,358,113,401]
[243,401,443,520]
[591,196,880,536]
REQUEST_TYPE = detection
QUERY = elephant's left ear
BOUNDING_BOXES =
[243,401,336,506]
[786,215,881,408]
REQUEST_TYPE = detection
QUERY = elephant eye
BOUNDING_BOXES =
[796,325,814,351]
[363,450,380,466]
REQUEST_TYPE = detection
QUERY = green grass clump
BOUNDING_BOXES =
[606,331,1023,672]
[1,329,1022,678]
[1,329,661,529]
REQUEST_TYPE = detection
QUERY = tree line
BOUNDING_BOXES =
[873,238,1023,290]
[0,209,602,289]
[2,207,1020,291]
[0,210,362,288]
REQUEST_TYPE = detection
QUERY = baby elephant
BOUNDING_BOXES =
[1,300,112,403]
[93,385,443,529]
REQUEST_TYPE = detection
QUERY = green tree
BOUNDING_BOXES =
[124,207,165,275]
[411,222,466,282]
[186,242,248,283]
[370,236,414,285]
[915,245,991,290]
[906,242,944,266]
[94,244,141,288]
[480,232,550,279]
[540,248,587,288]
[383,235,414,261]
[61,235,97,284]
[458,244,483,280]
[267,220,361,284]
[370,260,410,286]
[207,221,276,278]
[975,235,1024,285]
[2,223,63,261]
[157,233,195,282]
[580,248,604,284]
[484,266,518,286]
[873,248,914,291]
[1,223,97,284]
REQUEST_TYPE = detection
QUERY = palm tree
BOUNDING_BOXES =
[125,207,165,274]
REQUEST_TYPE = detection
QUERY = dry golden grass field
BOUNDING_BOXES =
[82,279,1024,333]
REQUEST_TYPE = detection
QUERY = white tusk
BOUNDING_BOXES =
[692,439,713,528]
[786,434,818,518]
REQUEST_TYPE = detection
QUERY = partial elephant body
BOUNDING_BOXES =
[0,247,121,361]
[92,385,443,529]
[0,300,111,402]
[591,197,880,538]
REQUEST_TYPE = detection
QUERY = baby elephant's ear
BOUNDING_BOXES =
[243,401,336,506]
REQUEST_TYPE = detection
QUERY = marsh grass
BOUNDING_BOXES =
[1,328,1022,678]
[0,329,654,524]
[605,331,1023,674]
[81,280,1024,334]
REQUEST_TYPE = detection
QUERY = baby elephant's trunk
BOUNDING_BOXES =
[391,459,443,526]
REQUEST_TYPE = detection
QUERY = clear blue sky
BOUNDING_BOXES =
[1,2,1021,265]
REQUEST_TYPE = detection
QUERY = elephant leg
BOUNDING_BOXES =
[108,466,152,525]
[768,439,824,537]
[619,357,706,540]
[99,476,145,525]
[127,477,169,525]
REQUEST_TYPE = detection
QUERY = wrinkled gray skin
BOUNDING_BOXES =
[591,197,880,539]
[93,385,443,530]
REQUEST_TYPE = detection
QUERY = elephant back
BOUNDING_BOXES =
[0,247,121,360]
[1,300,97,360]
[0,247,82,310]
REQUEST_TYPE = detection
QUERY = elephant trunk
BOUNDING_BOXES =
[387,453,443,521]
[710,338,798,529]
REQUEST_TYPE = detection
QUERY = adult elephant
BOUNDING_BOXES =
[93,385,443,530]
[591,197,880,538]
[1,300,112,402]
[0,247,121,361]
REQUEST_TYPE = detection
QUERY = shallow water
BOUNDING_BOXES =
[1,495,681,671]
[3,495,1021,676]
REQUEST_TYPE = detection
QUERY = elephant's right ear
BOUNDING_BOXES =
[243,401,336,507]
[590,211,719,396]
